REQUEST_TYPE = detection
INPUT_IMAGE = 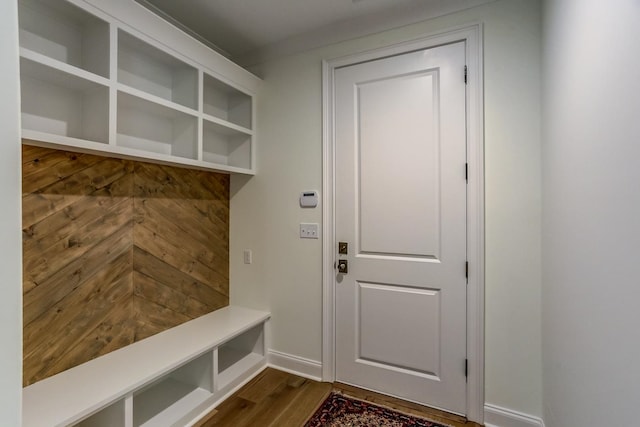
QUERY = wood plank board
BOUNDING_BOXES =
[22,146,230,386]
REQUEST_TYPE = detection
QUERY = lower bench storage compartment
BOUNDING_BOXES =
[218,324,264,391]
[23,306,270,427]
[133,351,214,427]
[75,399,128,427]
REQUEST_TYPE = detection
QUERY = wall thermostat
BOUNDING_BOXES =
[300,190,318,208]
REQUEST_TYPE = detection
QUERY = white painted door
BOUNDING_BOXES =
[334,42,467,414]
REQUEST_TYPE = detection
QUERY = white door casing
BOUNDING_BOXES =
[322,25,484,423]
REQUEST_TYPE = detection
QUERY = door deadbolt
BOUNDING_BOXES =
[338,242,348,254]
[337,259,348,274]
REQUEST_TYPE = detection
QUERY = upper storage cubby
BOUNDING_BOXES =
[18,0,109,78]
[18,0,260,175]
[117,92,197,160]
[203,73,252,130]
[20,56,109,144]
[118,30,198,110]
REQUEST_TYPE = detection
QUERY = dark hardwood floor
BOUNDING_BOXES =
[196,368,482,427]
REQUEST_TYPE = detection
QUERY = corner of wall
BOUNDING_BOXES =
[0,0,23,424]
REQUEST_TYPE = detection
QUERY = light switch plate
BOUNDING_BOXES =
[300,223,319,239]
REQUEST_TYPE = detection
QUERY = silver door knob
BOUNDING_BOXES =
[337,260,348,274]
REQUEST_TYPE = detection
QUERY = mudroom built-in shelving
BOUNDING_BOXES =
[19,0,266,425]
[17,0,259,174]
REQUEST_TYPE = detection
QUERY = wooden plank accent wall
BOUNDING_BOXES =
[22,144,230,386]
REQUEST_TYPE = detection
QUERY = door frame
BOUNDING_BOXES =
[321,24,484,423]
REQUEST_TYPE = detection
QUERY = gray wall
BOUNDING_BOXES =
[230,0,543,418]
[542,0,640,425]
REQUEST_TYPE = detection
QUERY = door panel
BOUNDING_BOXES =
[358,71,440,258]
[335,41,467,414]
[358,282,440,375]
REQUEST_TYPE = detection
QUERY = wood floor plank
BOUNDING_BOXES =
[197,368,480,427]
[204,397,256,426]
[237,381,305,427]
[192,409,218,427]
[270,380,332,427]
[237,368,290,403]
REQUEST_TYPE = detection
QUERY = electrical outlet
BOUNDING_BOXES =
[300,223,319,239]
[243,249,252,264]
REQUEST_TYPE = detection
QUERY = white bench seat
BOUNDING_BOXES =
[23,306,270,427]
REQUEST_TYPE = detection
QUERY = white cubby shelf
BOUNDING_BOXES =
[23,306,271,427]
[17,0,259,175]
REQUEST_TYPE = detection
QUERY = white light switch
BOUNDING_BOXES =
[243,249,252,264]
[300,223,319,239]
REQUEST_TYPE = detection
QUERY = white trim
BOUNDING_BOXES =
[321,23,485,423]
[484,404,546,427]
[267,350,323,382]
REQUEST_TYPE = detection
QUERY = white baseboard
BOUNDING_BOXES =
[484,404,545,427]
[266,354,545,427]
[267,349,323,381]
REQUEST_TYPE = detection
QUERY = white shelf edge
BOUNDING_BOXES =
[20,47,111,87]
[22,130,109,152]
[202,113,254,136]
[21,130,256,176]
[116,83,199,118]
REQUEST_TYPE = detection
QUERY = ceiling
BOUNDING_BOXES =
[136,0,495,63]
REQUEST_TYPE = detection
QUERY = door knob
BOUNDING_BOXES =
[337,260,348,274]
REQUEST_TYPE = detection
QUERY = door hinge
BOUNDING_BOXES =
[465,359,468,378]
[465,163,468,182]
[464,65,468,84]
[465,261,469,280]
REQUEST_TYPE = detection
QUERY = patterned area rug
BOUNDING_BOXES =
[304,392,452,427]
